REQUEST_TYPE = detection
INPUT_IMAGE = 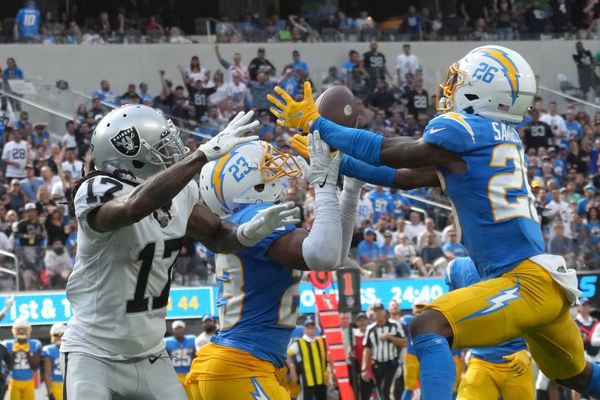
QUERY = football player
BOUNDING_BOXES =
[447,257,534,400]
[270,45,600,399]
[42,323,66,400]
[400,296,427,400]
[4,317,42,400]
[186,133,347,400]
[60,105,300,400]
[165,320,196,399]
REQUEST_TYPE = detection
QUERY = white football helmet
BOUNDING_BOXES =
[436,45,537,124]
[12,316,31,341]
[91,104,189,183]
[199,141,301,217]
[50,322,66,345]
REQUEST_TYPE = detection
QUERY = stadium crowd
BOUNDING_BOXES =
[5,0,600,45]
[1,36,600,290]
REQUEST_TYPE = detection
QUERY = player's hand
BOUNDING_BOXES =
[290,133,338,161]
[199,110,259,161]
[305,131,341,191]
[268,81,320,133]
[503,349,531,376]
[237,201,301,247]
[4,295,15,311]
[360,370,371,381]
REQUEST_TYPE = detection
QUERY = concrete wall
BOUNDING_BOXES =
[0,41,594,95]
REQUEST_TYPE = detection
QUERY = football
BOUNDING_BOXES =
[315,85,359,128]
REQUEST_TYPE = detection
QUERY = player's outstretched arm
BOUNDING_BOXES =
[266,131,343,271]
[186,201,301,253]
[87,111,259,232]
[291,134,440,190]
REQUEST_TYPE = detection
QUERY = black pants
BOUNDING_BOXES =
[372,360,398,400]
[360,377,374,400]
[303,384,327,400]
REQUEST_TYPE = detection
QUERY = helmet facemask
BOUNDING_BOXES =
[436,62,467,113]
[145,119,190,168]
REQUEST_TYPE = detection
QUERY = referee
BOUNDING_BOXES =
[361,303,406,400]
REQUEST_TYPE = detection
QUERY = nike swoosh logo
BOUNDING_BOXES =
[429,127,445,134]
[318,173,329,188]
[149,356,159,364]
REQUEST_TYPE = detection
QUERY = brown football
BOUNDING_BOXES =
[315,86,358,128]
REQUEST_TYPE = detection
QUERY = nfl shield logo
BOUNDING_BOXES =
[110,126,141,156]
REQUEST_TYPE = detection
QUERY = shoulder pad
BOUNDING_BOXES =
[423,112,477,153]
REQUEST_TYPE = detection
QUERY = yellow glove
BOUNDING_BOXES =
[13,342,29,352]
[268,81,320,133]
[290,133,338,161]
[503,349,531,376]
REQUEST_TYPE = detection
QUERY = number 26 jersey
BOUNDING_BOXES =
[61,175,198,360]
[423,112,545,279]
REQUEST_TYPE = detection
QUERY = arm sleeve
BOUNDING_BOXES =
[422,114,473,154]
[312,118,383,166]
[338,177,363,266]
[302,186,343,271]
[591,323,600,347]
[339,155,395,187]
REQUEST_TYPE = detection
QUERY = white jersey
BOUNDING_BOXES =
[2,140,27,178]
[61,175,199,360]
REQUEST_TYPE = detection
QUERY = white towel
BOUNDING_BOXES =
[529,254,581,306]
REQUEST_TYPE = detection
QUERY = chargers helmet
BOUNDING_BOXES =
[50,322,66,345]
[12,316,31,341]
[91,104,189,183]
[436,45,536,124]
[199,141,301,217]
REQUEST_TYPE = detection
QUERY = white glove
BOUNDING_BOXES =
[199,110,260,161]
[237,201,301,247]
[4,295,14,311]
[305,130,342,192]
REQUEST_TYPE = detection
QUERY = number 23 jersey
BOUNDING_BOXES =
[61,175,198,360]
[423,112,545,279]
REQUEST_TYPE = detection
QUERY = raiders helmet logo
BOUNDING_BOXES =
[110,126,141,156]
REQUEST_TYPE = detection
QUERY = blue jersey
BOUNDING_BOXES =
[389,191,410,219]
[400,314,416,355]
[92,90,117,106]
[41,344,62,382]
[423,112,544,278]
[212,203,301,368]
[4,339,42,381]
[16,7,40,38]
[446,257,527,363]
[164,335,196,374]
[370,190,393,222]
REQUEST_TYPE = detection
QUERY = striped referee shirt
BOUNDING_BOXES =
[363,320,404,362]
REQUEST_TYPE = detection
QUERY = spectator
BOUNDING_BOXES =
[472,18,492,41]
[442,229,468,260]
[405,6,423,40]
[388,189,411,220]
[291,50,310,75]
[553,0,573,35]
[279,66,299,98]
[138,82,152,103]
[19,165,42,201]
[195,315,218,350]
[404,211,425,243]
[287,318,329,400]
[363,41,391,84]
[567,140,589,175]
[573,41,596,100]
[394,233,427,277]
[16,202,45,290]
[2,128,28,181]
[226,73,248,110]
[357,228,387,277]
[355,11,376,37]
[576,298,600,360]
[248,71,276,114]
[119,83,139,104]
[496,0,514,40]
[248,47,276,81]
[357,187,374,227]
[182,56,208,86]
[395,44,420,85]
[586,207,600,246]
[3,58,24,81]
[420,231,445,274]
[521,110,553,150]
[143,15,164,35]
[168,26,192,44]
[524,1,549,39]
[544,188,574,239]
[179,66,216,120]
[14,1,40,43]
[540,101,568,147]
[43,240,72,289]
[6,179,26,214]
[548,222,576,265]
[61,121,77,149]
[565,107,584,141]
[369,186,393,223]
[35,185,55,215]
[342,50,361,84]
[416,217,442,251]
[60,148,83,180]
[361,302,405,400]
[370,81,396,114]
[92,80,117,106]
[96,11,111,40]
[214,45,249,83]
[379,231,396,275]
[406,77,429,118]
[321,66,344,91]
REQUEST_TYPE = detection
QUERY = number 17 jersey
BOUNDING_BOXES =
[61,175,198,360]
[422,112,544,278]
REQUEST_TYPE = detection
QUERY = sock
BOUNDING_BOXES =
[339,155,395,186]
[582,362,600,397]
[401,389,413,400]
[413,333,455,400]
[452,393,457,400]
[312,117,383,166]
